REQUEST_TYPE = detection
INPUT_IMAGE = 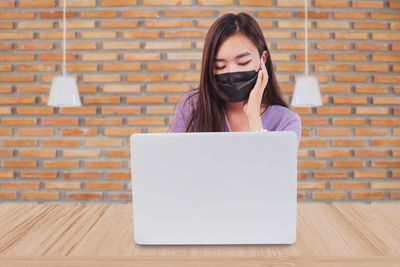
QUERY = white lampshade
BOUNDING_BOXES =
[47,75,81,107]
[291,75,322,107]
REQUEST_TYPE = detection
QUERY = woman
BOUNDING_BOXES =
[169,13,302,147]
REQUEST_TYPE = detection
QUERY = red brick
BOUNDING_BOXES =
[2,160,36,168]
[331,182,366,190]
[317,129,351,136]
[85,139,122,147]
[314,171,348,179]
[108,193,132,201]
[64,172,101,179]
[0,1,15,8]
[0,150,13,157]
[44,182,81,190]
[19,150,56,158]
[59,107,97,115]
[164,10,213,17]
[313,192,346,200]
[2,139,37,147]
[61,128,97,136]
[355,150,388,158]
[354,43,388,51]
[122,10,159,18]
[60,0,96,7]
[101,0,137,6]
[355,85,388,94]
[354,171,386,179]
[333,12,366,19]
[107,172,131,179]
[298,182,326,190]
[143,0,192,5]
[106,150,130,158]
[299,140,328,147]
[0,129,12,136]
[42,140,79,147]
[315,150,350,158]
[145,20,192,28]
[0,32,34,40]
[101,107,140,115]
[371,12,400,20]
[355,129,388,136]
[103,64,141,71]
[0,171,14,179]
[2,118,37,126]
[122,31,159,39]
[103,42,140,50]
[0,192,16,199]
[0,12,36,19]
[20,171,57,179]
[86,182,123,190]
[298,161,326,168]
[44,161,79,168]
[0,75,35,83]
[356,107,388,115]
[352,192,385,200]
[371,160,400,168]
[81,10,117,18]
[332,161,365,168]
[17,107,54,115]
[370,119,400,126]
[277,0,310,7]
[67,193,102,200]
[84,97,120,104]
[2,182,39,189]
[85,118,123,126]
[332,139,366,147]
[42,118,79,126]
[81,160,120,170]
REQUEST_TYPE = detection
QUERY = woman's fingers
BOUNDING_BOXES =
[261,58,269,88]
[254,68,263,92]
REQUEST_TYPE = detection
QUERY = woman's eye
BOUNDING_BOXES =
[239,60,251,66]
[215,66,225,70]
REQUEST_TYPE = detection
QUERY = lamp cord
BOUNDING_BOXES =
[304,0,308,76]
[62,0,66,75]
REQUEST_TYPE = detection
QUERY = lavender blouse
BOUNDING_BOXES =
[169,90,302,148]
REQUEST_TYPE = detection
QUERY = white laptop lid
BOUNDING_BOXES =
[130,131,298,245]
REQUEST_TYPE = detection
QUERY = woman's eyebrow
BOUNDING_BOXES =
[235,52,251,59]
[215,52,251,62]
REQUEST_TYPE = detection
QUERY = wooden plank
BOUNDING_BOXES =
[0,256,400,266]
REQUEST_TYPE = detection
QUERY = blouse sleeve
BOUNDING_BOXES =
[281,112,302,149]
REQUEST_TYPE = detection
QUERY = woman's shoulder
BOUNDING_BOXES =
[173,89,199,119]
[176,89,199,109]
[170,89,199,133]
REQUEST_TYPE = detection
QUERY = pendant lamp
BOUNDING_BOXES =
[48,0,81,107]
[291,0,322,107]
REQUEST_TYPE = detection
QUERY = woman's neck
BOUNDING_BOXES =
[226,101,267,115]
[226,101,244,113]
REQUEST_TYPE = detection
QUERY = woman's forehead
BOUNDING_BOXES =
[215,34,258,60]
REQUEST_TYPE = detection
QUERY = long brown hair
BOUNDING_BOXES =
[183,12,288,132]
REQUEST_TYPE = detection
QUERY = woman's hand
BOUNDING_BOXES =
[243,55,269,127]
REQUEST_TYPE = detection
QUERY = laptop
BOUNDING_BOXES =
[130,130,298,245]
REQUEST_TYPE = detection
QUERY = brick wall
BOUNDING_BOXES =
[0,0,399,202]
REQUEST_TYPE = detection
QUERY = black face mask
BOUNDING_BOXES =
[215,69,260,102]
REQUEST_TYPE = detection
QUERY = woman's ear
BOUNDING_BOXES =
[262,50,268,64]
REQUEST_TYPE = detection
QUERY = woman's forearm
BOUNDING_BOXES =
[247,114,264,131]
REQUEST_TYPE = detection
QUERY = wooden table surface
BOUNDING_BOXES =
[0,203,399,266]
